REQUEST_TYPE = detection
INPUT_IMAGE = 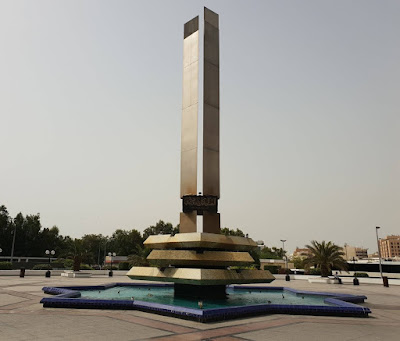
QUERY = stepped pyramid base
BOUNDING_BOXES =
[127,267,275,286]
[127,233,275,298]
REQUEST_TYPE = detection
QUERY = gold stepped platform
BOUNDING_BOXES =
[127,267,274,285]
[127,233,275,286]
[143,232,257,251]
[147,250,254,267]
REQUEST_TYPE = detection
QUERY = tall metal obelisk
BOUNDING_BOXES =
[180,7,220,234]
[127,8,275,298]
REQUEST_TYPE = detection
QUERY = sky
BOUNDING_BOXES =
[0,0,399,254]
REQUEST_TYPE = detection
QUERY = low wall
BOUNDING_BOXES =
[0,270,129,277]
[275,274,400,285]
[2,271,400,285]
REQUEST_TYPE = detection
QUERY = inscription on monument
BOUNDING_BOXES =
[183,195,218,214]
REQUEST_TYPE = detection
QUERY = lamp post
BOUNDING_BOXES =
[376,227,388,287]
[108,252,116,277]
[280,239,290,281]
[45,250,55,278]
[10,224,16,263]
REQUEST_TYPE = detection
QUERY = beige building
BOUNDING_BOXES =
[292,247,312,259]
[342,244,368,261]
[260,259,294,270]
[379,235,400,259]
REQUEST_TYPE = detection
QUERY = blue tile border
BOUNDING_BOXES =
[40,283,371,322]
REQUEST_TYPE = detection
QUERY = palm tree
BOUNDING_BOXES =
[304,240,348,277]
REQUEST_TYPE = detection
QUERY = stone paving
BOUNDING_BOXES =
[0,275,399,340]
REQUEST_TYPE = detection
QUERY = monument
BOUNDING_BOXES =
[127,7,274,299]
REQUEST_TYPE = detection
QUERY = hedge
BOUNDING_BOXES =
[33,264,52,270]
[0,262,13,270]
[354,272,369,277]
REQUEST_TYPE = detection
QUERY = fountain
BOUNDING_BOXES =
[40,7,371,321]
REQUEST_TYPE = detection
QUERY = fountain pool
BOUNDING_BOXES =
[41,283,370,322]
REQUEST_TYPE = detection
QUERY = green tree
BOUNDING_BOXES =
[127,244,151,267]
[220,227,245,237]
[259,246,284,259]
[108,229,143,256]
[0,205,13,254]
[143,220,178,240]
[292,256,305,269]
[303,240,348,277]
[81,234,108,265]
[1,206,70,258]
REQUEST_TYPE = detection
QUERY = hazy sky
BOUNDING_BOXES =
[1,1,399,253]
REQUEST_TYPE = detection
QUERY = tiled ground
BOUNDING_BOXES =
[0,275,399,341]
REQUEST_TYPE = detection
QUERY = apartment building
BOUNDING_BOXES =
[342,244,368,261]
[379,235,400,259]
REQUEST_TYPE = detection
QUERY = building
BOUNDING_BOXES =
[260,259,294,271]
[292,247,312,259]
[105,256,128,265]
[342,244,368,261]
[379,235,400,259]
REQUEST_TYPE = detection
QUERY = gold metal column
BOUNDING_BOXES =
[202,8,220,233]
[180,16,199,233]
[180,9,221,234]
[127,8,275,295]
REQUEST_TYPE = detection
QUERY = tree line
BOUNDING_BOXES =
[1,205,347,276]
[0,205,179,266]
[0,205,286,267]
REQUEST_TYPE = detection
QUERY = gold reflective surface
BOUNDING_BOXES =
[144,232,258,251]
[203,10,220,200]
[179,212,197,233]
[181,28,199,198]
[202,211,220,233]
[147,250,254,266]
[127,267,275,285]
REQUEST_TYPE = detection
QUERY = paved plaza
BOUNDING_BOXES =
[1,275,400,340]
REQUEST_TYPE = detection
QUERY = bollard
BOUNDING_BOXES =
[353,277,359,285]
[383,276,389,287]
[109,270,113,277]
[19,267,25,278]
[45,270,51,278]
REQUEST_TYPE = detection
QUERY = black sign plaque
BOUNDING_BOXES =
[182,195,218,214]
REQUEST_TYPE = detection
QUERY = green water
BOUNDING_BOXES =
[80,287,331,309]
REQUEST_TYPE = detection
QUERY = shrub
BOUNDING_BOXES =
[263,265,279,274]
[306,268,321,275]
[118,262,130,270]
[354,272,369,277]
[79,264,93,270]
[63,259,74,269]
[229,265,257,270]
[0,262,12,270]
[33,264,52,270]
[104,265,118,270]
[278,267,290,275]
[49,262,64,269]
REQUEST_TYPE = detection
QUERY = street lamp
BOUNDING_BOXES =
[10,224,16,263]
[45,250,55,278]
[280,239,290,281]
[108,252,116,277]
[376,227,388,287]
